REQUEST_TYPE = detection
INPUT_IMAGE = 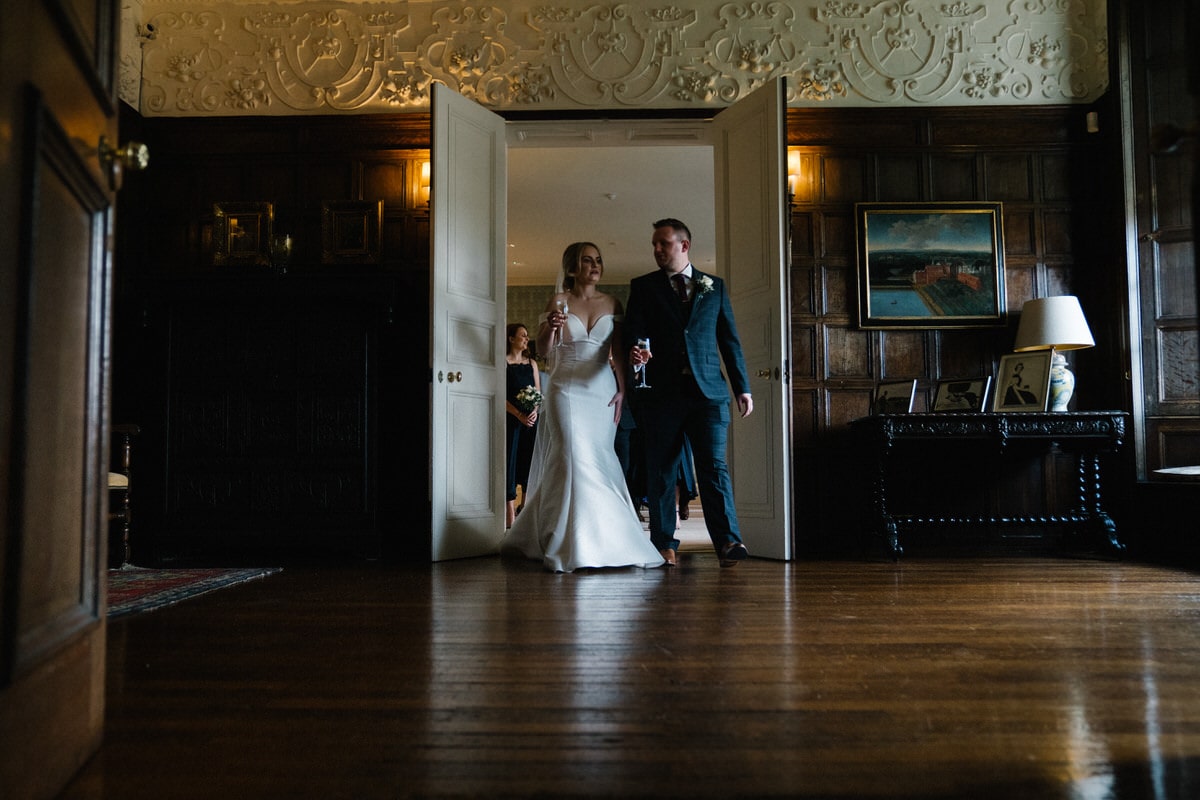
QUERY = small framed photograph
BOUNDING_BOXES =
[873,379,917,415]
[992,352,1052,412]
[213,202,273,266]
[322,200,383,264]
[855,201,1007,329]
[932,376,992,412]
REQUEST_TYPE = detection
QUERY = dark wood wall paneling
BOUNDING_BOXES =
[114,112,433,564]
[113,106,1127,563]
[785,106,1127,556]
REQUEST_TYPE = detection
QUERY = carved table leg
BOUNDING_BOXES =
[871,447,903,560]
[1077,451,1125,556]
[883,518,903,561]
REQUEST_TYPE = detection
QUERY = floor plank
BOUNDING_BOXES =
[60,555,1200,798]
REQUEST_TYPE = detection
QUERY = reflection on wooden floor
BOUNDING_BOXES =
[61,553,1200,799]
[661,498,710,551]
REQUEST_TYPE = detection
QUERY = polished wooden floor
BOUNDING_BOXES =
[59,550,1200,799]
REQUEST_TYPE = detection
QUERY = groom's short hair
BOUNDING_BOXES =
[653,218,691,243]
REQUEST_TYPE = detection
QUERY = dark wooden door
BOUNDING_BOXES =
[1124,0,1200,476]
[0,0,121,796]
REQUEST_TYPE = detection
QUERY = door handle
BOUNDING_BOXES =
[99,136,150,191]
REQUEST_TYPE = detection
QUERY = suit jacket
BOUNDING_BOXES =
[623,268,751,404]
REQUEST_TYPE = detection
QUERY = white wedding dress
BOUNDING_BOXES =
[502,313,665,573]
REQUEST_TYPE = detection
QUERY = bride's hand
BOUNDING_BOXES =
[609,392,623,424]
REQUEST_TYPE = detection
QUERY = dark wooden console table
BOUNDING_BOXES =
[850,411,1128,560]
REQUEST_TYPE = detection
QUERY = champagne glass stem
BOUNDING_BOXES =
[635,338,650,389]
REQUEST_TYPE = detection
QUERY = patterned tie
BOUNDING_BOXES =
[672,273,689,304]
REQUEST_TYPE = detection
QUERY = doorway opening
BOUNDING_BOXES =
[504,121,718,552]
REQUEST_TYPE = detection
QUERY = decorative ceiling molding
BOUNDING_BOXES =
[123,0,1109,116]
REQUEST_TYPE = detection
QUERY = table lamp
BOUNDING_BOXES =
[1013,296,1095,411]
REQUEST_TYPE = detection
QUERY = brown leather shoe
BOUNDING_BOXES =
[719,542,748,568]
[679,504,690,520]
[660,548,677,567]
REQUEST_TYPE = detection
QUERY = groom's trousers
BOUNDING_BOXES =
[636,383,741,553]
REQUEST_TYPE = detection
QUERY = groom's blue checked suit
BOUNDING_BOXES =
[623,264,752,558]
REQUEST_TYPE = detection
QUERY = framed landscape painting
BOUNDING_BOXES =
[856,202,1007,329]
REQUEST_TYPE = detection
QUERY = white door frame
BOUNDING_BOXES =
[427,84,792,563]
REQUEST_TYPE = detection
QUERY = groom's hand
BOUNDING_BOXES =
[737,393,753,418]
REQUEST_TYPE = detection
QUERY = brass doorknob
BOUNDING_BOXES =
[99,136,150,190]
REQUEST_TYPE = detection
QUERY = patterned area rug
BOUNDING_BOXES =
[108,565,282,618]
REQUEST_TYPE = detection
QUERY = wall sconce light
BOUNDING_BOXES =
[1013,295,1095,411]
[786,148,801,206]
[419,160,430,205]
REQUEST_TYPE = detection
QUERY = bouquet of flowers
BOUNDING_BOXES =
[515,385,543,413]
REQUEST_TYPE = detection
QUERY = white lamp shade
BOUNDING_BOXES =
[1013,296,1095,352]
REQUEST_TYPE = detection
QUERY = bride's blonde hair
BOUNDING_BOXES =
[557,241,603,293]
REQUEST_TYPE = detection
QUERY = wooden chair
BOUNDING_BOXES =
[108,424,140,567]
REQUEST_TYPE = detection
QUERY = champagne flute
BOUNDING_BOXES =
[634,337,651,389]
[554,298,569,347]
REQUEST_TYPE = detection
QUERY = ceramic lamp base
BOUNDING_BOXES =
[1048,351,1074,412]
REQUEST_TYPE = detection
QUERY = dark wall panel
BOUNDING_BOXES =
[823,157,868,204]
[114,115,432,564]
[983,154,1034,201]
[1003,210,1035,256]
[930,155,976,201]
[876,156,922,201]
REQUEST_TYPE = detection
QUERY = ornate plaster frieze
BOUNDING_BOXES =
[125,0,1109,116]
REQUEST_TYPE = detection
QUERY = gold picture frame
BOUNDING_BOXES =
[856,201,1007,329]
[321,200,383,264]
[213,202,273,266]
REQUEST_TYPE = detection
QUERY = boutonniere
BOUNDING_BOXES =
[694,275,714,295]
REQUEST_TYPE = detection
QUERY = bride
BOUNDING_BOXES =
[502,242,665,572]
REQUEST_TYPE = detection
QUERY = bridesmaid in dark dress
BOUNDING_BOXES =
[505,323,541,527]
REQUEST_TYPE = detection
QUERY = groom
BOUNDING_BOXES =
[623,218,753,568]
